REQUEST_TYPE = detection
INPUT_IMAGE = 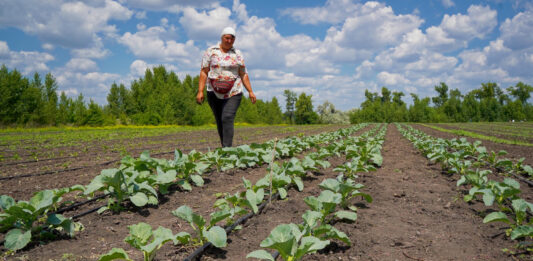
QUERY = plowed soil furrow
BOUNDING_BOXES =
[306,124,513,260]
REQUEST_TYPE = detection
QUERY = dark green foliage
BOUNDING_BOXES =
[2,64,531,126]
[0,65,286,126]
[284,89,297,123]
[350,87,409,123]
[350,82,533,123]
[295,93,319,124]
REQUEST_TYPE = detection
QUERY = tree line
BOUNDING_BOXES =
[1,64,531,127]
[0,65,305,126]
[349,82,533,123]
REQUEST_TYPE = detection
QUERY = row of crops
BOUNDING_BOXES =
[1,123,386,260]
[397,123,533,250]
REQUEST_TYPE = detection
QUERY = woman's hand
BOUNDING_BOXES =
[249,92,256,104]
[197,67,209,104]
[196,92,204,104]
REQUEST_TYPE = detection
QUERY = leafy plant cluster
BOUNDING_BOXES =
[0,186,84,252]
[97,124,381,260]
[247,175,373,261]
[1,124,367,252]
[397,123,533,247]
[245,126,385,261]
[99,206,230,261]
[245,126,385,260]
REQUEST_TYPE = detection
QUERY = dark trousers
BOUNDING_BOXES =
[207,91,242,147]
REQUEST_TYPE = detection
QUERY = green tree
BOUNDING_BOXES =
[84,100,105,126]
[264,97,284,124]
[294,92,318,124]
[106,82,121,118]
[57,92,72,124]
[507,82,533,105]
[236,97,260,124]
[43,73,58,124]
[73,94,87,125]
[317,100,349,124]
[408,94,432,122]
[432,82,449,108]
[442,88,463,122]
[283,89,297,123]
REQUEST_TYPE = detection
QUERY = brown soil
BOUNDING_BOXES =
[3,124,530,261]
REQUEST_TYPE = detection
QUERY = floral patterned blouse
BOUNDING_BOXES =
[201,44,246,99]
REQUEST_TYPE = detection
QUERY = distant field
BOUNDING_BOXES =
[424,122,533,145]
[0,124,326,162]
[0,124,344,197]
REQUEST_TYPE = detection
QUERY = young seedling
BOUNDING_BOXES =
[304,190,357,224]
[319,174,372,209]
[172,205,230,247]
[246,223,330,261]
[124,222,179,261]
[98,222,186,261]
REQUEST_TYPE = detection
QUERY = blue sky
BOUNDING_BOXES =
[1,0,532,111]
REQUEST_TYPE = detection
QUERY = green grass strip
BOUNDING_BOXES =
[419,123,533,147]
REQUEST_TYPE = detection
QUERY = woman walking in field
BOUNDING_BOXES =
[196,27,256,147]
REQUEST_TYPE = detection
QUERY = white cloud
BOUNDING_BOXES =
[500,11,533,50]
[130,60,149,77]
[377,71,410,85]
[42,43,55,51]
[54,66,122,104]
[65,58,98,72]
[232,0,249,23]
[404,52,457,73]
[442,0,455,8]
[0,41,54,74]
[124,0,219,11]
[282,0,362,25]
[70,37,110,59]
[0,0,133,49]
[118,25,201,67]
[0,41,9,58]
[161,18,169,27]
[421,5,498,52]
[179,6,234,41]
[440,5,497,41]
[236,14,286,70]
[135,10,147,19]
[324,2,423,51]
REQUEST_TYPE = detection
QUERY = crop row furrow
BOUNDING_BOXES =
[397,123,533,252]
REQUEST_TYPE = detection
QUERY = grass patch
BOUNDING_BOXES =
[420,123,533,147]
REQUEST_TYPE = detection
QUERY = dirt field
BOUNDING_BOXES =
[0,125,344,200]
[2,123,532,260]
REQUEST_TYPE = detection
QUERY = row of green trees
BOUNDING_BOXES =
[0,65,317,126]
[1,64,531,127]
[350,82,533,123]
